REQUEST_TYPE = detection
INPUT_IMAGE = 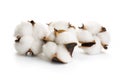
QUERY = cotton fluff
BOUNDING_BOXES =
[47,21,69,30]
[82,22,102,35]
[77,22,110,54]
[14,20,48,56]
[45,22,77,42]
[42,27,77,63]
[33,22,50,39]
[42,42,73,63]
[14,21,33,37]
[55,29,78,44]
[15,36,34,55]
[55,44,72,63]
[77,29,94,43]
[97,31,110,49]
[80,36,102,55]
[42,42,57,59]
[15,36,43,56]
[14,20,110,63]
[43,31,56,42]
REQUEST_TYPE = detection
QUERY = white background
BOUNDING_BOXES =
[0,0,120,80]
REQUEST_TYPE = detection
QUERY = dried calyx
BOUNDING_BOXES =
[54,28,65,36]
[15,36,21,42]
[25,49,34,56]
[81,41,96,47]
[102,43,108,49]
[78,24,86,30]
[65,43,77,57]
[100,27,106,32]
[28,20,35,26]
[52,54,65,64]
[68,23,75,29]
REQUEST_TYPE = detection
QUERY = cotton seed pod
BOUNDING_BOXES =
[77,28,95,43]
[43,42,77,63]
[97,31,110,49]
[53,44,73,63]
[14,20,45,56]
[14,21,33,37]
[52,44,77,63]
[55,29,78,44]
[80,36,102,55]
[80,22,102,35]
[47,21,69,31]
[15,35,43,56]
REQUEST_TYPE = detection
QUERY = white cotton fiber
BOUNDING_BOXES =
[67,27,77,37]
[83,22,102,35]
[77,29,94,43]
[42,42,57,59]
[14,20,47,56]
[14,22,33,37]
[33,23,50,39]
[48,21,69,30]
[56,45,72,63]
[97,32,110,45]
[44,31,56,42]
[14,20,110,63]
[15,36,34,55]
[31,40,43,55]
[97,31,110,49]
[55,31,78,44]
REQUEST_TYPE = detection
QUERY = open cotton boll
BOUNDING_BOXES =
[77,29,94,43]
[54,45,72,63]
[15,36,34,55]
[43,42,76,63]
[55,30,78,44]
[33,22,50,39]
[82,22,102,35]
[80,36,102,55]
[97,32,110,49]
[42,42,57,59]
[48,21,69,30]
[14,21,33,37]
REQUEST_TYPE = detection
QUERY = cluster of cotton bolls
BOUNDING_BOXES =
[14,20,110,63]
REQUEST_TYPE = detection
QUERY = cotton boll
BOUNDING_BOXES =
[15,36,34,55]
[14,21,33,37]
[48,21,69,30]
[42,42,57,59]
[43,42,76,63]
[55,45,72,63]
[77,29,94,43]
[55,30,78,44]
[82,22,102,35]
[97,32,110,49]
[80,37,102,55]
[33,23,50,39]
